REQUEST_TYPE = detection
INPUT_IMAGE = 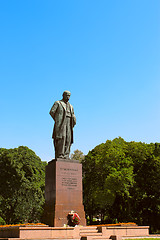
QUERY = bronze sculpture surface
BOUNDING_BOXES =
[49,91,76,159]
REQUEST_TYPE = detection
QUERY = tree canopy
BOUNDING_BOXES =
[0,146,47,224]
[82,137,160,232]
[70,149,85,162]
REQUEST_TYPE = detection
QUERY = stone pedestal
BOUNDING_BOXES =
[43,159,86,227]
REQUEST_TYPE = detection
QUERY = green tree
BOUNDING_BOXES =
[0,146,47,224]
[82,137,134,224]
[127,142,160,232]
[70,149,85,162]
[83,138,160,232]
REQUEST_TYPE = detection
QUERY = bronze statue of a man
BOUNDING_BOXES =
[49,91,76,159]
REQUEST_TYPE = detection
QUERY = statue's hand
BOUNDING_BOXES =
[72,115,76,127]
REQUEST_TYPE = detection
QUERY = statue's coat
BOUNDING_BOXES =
[49,100,76,144]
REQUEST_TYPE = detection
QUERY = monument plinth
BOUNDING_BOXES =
[44,158,86,227]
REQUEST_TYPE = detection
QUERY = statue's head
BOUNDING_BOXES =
[62,90,71,102]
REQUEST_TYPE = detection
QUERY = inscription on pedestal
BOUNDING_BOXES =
[58,166,80,190]
[62,177,77,187]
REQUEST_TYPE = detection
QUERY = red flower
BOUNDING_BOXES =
[72,213,80,225]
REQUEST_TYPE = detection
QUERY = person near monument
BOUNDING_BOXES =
[49,91,76,159]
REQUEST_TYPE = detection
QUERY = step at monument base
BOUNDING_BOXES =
[0,225,150,240]
[80,233,102,237]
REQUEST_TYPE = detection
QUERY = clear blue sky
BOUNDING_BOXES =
[0,0,160,162]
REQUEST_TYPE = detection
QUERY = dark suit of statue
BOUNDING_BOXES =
[50,96,76,159]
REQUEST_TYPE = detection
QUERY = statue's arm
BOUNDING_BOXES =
[72,107,76,127]
[49,101,59,120]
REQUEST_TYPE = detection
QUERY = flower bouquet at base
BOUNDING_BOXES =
[67,210,80,227]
